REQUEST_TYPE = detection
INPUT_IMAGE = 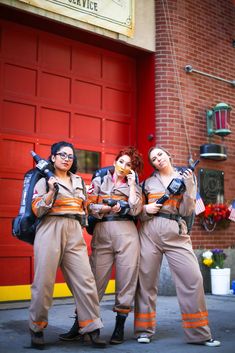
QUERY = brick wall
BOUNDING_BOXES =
[155,0,235,249]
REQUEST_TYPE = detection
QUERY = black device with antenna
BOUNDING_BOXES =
[156,159,200,204]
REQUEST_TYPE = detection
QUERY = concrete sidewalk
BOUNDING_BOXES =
[0,294,235,353]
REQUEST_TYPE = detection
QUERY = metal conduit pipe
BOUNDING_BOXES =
[184,65,235,87]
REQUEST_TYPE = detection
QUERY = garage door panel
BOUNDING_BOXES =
[40,38,71,73]
[72,114,101,144]
[0,256,32,285]
[4,64,37,97]
[104,153,117,166]
[2,24,38,64]
[0,139,34,173]
[104,88,131,117]
[1,100,36,134]
[36,144,53,159]
[39,107,70,138]
[72,46,102,80]
[104,120,130,146]
[0,218,18,246]
[103,55,134,86]
[40,72,70,104]
[0,217,33,250]
[72,80,102,110]
[0,26,2,54]
[0,179,23,209]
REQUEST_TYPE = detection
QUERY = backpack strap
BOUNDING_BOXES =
[92,166,114,183]
[141,179,148,204]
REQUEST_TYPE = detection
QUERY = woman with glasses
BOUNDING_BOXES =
[29,141,106,349]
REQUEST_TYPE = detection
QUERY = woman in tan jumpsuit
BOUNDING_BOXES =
[134,146,220,347]
[60,146,143,345]
[29,141,106,349]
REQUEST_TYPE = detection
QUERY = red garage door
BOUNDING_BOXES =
[0,19,137,300]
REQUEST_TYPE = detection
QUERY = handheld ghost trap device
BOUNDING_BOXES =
[103,199,130,216]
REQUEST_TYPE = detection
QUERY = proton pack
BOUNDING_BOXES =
[12,169,45,244]
[12,152,55,245]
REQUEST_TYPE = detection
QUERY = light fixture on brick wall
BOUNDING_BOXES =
[200,103,232,161]
[206,103,231,137]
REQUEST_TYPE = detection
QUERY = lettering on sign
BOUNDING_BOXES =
[18,0,135,37]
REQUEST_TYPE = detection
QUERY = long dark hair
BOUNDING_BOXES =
[49,141,77,174]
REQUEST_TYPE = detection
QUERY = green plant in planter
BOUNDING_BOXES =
[202,249,227,269]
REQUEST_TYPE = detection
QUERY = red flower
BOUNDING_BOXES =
[203,203,231,223]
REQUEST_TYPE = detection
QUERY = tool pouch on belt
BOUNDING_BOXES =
[86,215,98,235]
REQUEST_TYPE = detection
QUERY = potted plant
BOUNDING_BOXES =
[202,249,230,295]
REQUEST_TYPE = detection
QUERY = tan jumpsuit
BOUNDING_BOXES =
[134,170,212,343]
[88,170,142,314]
[29,173,103,335]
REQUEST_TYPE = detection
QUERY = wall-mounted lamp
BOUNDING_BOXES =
[200,103,232,161]
[206,102,231,137]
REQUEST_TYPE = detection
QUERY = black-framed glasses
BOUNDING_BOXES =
[56,152,74,161]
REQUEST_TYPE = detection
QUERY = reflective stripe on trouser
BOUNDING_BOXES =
[29,216,103,334]
[134,216,212,342]
[90,220,140,314]
[182,311,209,329]
[134,311,156,335]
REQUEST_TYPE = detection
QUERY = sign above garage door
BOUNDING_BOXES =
[19,0,135,37]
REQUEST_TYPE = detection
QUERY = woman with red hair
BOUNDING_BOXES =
[60,146,143,345]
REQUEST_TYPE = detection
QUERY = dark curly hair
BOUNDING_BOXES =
[115,146,144,174]
[49,141,78,174]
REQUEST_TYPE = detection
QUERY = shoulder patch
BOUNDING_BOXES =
[87,183,95,194]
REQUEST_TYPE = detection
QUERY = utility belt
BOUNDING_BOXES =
[86,214,135,235]
[99,215,134,222]
[50,214,87,227]
[155,212,182,234]
[155,212,182,222]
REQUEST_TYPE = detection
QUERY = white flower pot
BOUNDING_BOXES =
[210,268,231,295]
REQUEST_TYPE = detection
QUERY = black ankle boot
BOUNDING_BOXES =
[30,329,45,349]
[110,315,127,345]
[88,329,107,348]
[59,316,81,341]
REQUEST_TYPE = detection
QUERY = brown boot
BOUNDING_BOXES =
[87,329,107,348]
[30,329,45,349]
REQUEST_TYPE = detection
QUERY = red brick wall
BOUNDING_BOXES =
[155,0,235,248]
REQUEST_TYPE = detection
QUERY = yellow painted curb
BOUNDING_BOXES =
[0,280,115,302]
